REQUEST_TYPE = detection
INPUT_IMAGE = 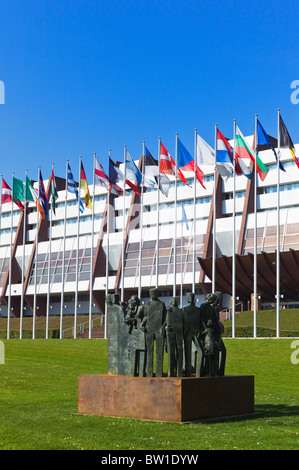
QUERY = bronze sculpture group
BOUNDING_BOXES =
[106,288,226,378]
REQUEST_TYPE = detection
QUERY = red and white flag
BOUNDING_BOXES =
[95,156,122,196]
[159,141,190,186]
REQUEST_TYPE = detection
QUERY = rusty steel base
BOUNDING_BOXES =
[78,374,255,423]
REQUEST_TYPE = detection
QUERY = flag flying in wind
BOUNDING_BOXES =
[256,119,285,172]
[159,141,190,187]
[11,177,26,211]
[38,169,49,219]
[177,138,206,189]
[80,160,92,211]
[95,156,122,195]
[279,115,299,169]
[50,168,58,214]
[67,162,84,214]
[143,146,170,196]
[235,125,269,181]
[217,129,252,180]
[196,133,215,166]
[109,157,140,195]
[182,205,189,230]
[3,178,24,211]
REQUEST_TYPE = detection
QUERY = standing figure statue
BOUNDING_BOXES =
[141,288,166,377]
[125,295,146,377]
[200,292,226,377]
[164,297,184,377]
[182,292,203,377]
[106,292,128,376]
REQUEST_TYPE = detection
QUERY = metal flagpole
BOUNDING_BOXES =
[212,125,217,294]
[276,108,281,338]
[121,146,127,303]
[180,208,183,306]
[74,156,81,339]
[105,150,111,340]
[46,164,54,340]
[193,129,197,294]
[60,160,68,338]
[253,114,258,338]
[33,168,40,339]
[156,138,161,289]
[232,120,236,338]
[20,170,27,339]
[138,142,145,299]
[7,172,14,340]
[173,134,178,297]
[89,153,96,339]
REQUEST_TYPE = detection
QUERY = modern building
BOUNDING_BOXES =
[1,135,299,337]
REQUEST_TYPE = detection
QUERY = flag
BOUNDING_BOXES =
[12,177,26,210]
[279,115,299,169]
[217,129,252,180]
[95,156,123,196]
[80,160,92,211]
[256,119,285,172]
[159,141,190,187]
[38,169,49,218]
[25,175,47,219]
[67,162,84,214]
[182,205,189,230]
[196,133,215,166]
[144,146,170,195]
[3,178,24,211]
[235,125,268,181]
[50,168,58,214]
[109,157,140,196]
[177,138,206,189]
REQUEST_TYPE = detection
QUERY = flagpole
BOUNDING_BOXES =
[60,160,68,339]
[173,133,178,298]
[156,138,161,289]
[19,170,27,339]
[7,173,14,339]
[232,120,236,338]
[74,156,81,339]
[105,150,111,340]
[253,114,258,338]
[212,124,217,294]
[138,142,145,299]
[121,146,127,303]
[276,108,281,338]
[33,168,40,340]
[46,164,54,340]
[193,129,197,294]
[181,207,183,306]
[89,153,96,339]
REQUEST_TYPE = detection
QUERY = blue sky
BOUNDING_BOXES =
[0,0,299,184]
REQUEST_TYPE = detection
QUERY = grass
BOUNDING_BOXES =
[0,338,299,450]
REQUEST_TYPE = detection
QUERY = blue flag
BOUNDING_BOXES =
[182,205,189,230]
[126,150,143,184]
[67,162,84,213]
[257,119,285,172]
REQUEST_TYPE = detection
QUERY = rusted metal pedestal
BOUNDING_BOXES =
[78,374,255,422]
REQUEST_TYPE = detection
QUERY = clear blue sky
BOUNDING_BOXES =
[0,0,299,184]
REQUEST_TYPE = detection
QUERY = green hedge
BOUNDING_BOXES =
[223,325,299,337]
[0,329,60,339]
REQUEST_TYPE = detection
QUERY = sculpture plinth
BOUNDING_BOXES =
[78,374,255,423]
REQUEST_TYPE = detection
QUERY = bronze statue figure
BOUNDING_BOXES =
[164,297,184,377]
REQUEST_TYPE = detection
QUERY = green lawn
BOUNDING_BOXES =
[0,338,298,450]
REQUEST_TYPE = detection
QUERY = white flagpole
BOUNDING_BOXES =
[138,142,145,299]
[180,207,183,306]
[20,170,27,339]
[212,125,217,294]
[276,108,281,338]
[156,138,161,289]
[33,168,40,339]
[253,115,258,338]
[121,146,127,303]
[46,164,54,339]
[173,133,178,297]
[193,129,197,294]
[7,172,14,340]
[74,156,81,339]
[89,153,96,339]
[232,120,236,338]
[105,150,111,340]
[60,160,68,338]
